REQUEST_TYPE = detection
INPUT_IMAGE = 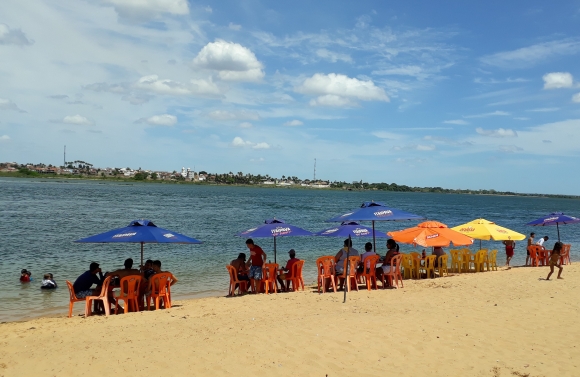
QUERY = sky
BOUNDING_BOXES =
[1,1,580,195]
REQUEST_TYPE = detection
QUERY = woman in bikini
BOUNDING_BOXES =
[546,241,564,280]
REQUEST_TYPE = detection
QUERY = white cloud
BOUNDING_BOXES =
[207,109,261,121]
[498,145,523,153]
[309,95,359,107]
[527,107,559,112]
[393,144,435,151]
[423,136,474,146]
[0,135,10,141]
[100,0,189,20]
[476,128,518,138]
[239,122,253,128]
[0,98,25,112]
[204,6,212,13]
[543,72,574,89]
[134,75,222,97]
[84,82,130,94]
[0,24,34,46]
[443,119,469,125]
[228,23,242,31]
[514,117,530,120]
[315,49,353,63]
[464,111,510,119]
[372,131,404,140]
[141,114,177,126]
[283,120,304,127]
[296,73,389,103]
[480,39,580,68]
[252,142,270,149]
[193,40,265,82]
[572,93,580,103]
[63,115,93,126]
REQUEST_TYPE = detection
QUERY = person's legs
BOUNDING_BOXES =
[546,265,555,280]
[277,276,286,291]
[557,264,564,279]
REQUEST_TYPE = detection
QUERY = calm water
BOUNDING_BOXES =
[1,177,579,322]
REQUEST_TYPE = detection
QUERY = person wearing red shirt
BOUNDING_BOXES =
[245,239,266,293]
[277,249,299,292]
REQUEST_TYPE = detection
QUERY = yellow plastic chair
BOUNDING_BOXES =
[437,254,449,277]
[460,249,472,272]
[422,255,436,278]
[400,254,414,279]
[473,250,487,272]
[409,252,422,279]
[449,249,461,273]
[488,249,498,271]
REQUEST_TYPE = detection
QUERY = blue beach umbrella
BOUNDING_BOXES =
[327,201,424,253]
[75,219,202,266]
[315,221,389,239]
[236,218,313,263]
[526,212,580,242]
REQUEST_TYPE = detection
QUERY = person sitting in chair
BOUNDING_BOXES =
[277,249,300,292]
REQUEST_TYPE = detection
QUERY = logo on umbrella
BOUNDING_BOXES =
[495,228,507,234]
[340,212,354,218]
[353,228,370,236]
[373,210,393,217]
[459,227,475,232]
[112,232,137,238]
[544,217,559,222]
[163,233,176,238]
[426,233,439,239]
[322,228,339,234]
[241,227,258,234]
[271,227,292,236]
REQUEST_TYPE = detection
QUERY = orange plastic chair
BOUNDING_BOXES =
[422,255,436,278]
[146,273,171,310]
[437,255,449,277]
[317,256,337,293]
[283,260,305,291]
[336,256,360,292]
[114,275,142,314]
[85,276,112,317]
[226,265,248,296]
[383,254,403,288]
[449,249,462,273]
[261,263,279,294]
[536,247,548,266]
[528,246,540,267]
[66,280,85,318]
[409,252,422,279]
[560,244,571,265]
[360,254,379,290]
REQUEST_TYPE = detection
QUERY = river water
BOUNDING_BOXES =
[1,177,579,322]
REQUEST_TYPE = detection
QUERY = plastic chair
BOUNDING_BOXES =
[473,250,487,272]
[336,256,360,292]
[283,260,305,291]
[383,254,403,288]
[226,265,248,296]
[460,249,472,272]
[409,252,422,279]
[317,256,337,293]
[360,255,379,290]
[66,280,85,318]
[146,273,171,310]
[261,263,279,294]
[437,255,449,277]
[449,249,462,273]
[528,246,540,267]
[114,275,142,314]
[422,255,436,278]
[399,254,413,279]
[85,276,112,317]
[488,249,498,271]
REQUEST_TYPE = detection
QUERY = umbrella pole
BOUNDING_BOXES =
[140,242,144,267]
[274,236,277,264]
[372,220,376,254]
[557,223,560,242]
[343,234,352,303]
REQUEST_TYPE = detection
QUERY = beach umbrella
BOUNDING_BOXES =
[236,218,313,263]
[525,212,580,242]
[388,221,474,248]
[326,201,424,254]
[314,221,389,239]
[451,218,525,248]
[75,219,202,266]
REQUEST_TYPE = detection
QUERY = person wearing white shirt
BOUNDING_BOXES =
[536,236,549,248]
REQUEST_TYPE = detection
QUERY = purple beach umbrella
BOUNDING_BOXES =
[526,212,580,242]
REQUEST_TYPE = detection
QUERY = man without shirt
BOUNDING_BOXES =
[245,239,266,294]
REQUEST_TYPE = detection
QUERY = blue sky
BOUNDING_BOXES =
[1,1,580,194]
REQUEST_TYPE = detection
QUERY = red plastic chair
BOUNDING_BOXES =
[336,256,360,292]
[114,275,142,314]
[146,273,171,310]
[383,254,403,289]
[316,256,337,293]
[65,280,85,318]
[283,260,305,291]
[261,263,279,294]
[85,276,112,317]
[226,265,248,296]
[360,255,379,290]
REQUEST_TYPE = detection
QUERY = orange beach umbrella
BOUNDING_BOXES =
[387,221,474,248]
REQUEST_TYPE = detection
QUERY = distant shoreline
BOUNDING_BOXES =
[1,172,579,200]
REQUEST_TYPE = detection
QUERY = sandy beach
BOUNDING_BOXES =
[1,264,578,377]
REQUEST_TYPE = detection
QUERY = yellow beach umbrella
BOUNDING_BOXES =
[451,218,526,243]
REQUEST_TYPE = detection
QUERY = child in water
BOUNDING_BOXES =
[546,242,564,280]
[20,269,32,282]
[41,273,57,289]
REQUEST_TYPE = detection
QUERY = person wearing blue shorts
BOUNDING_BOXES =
[246,239,266,293]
